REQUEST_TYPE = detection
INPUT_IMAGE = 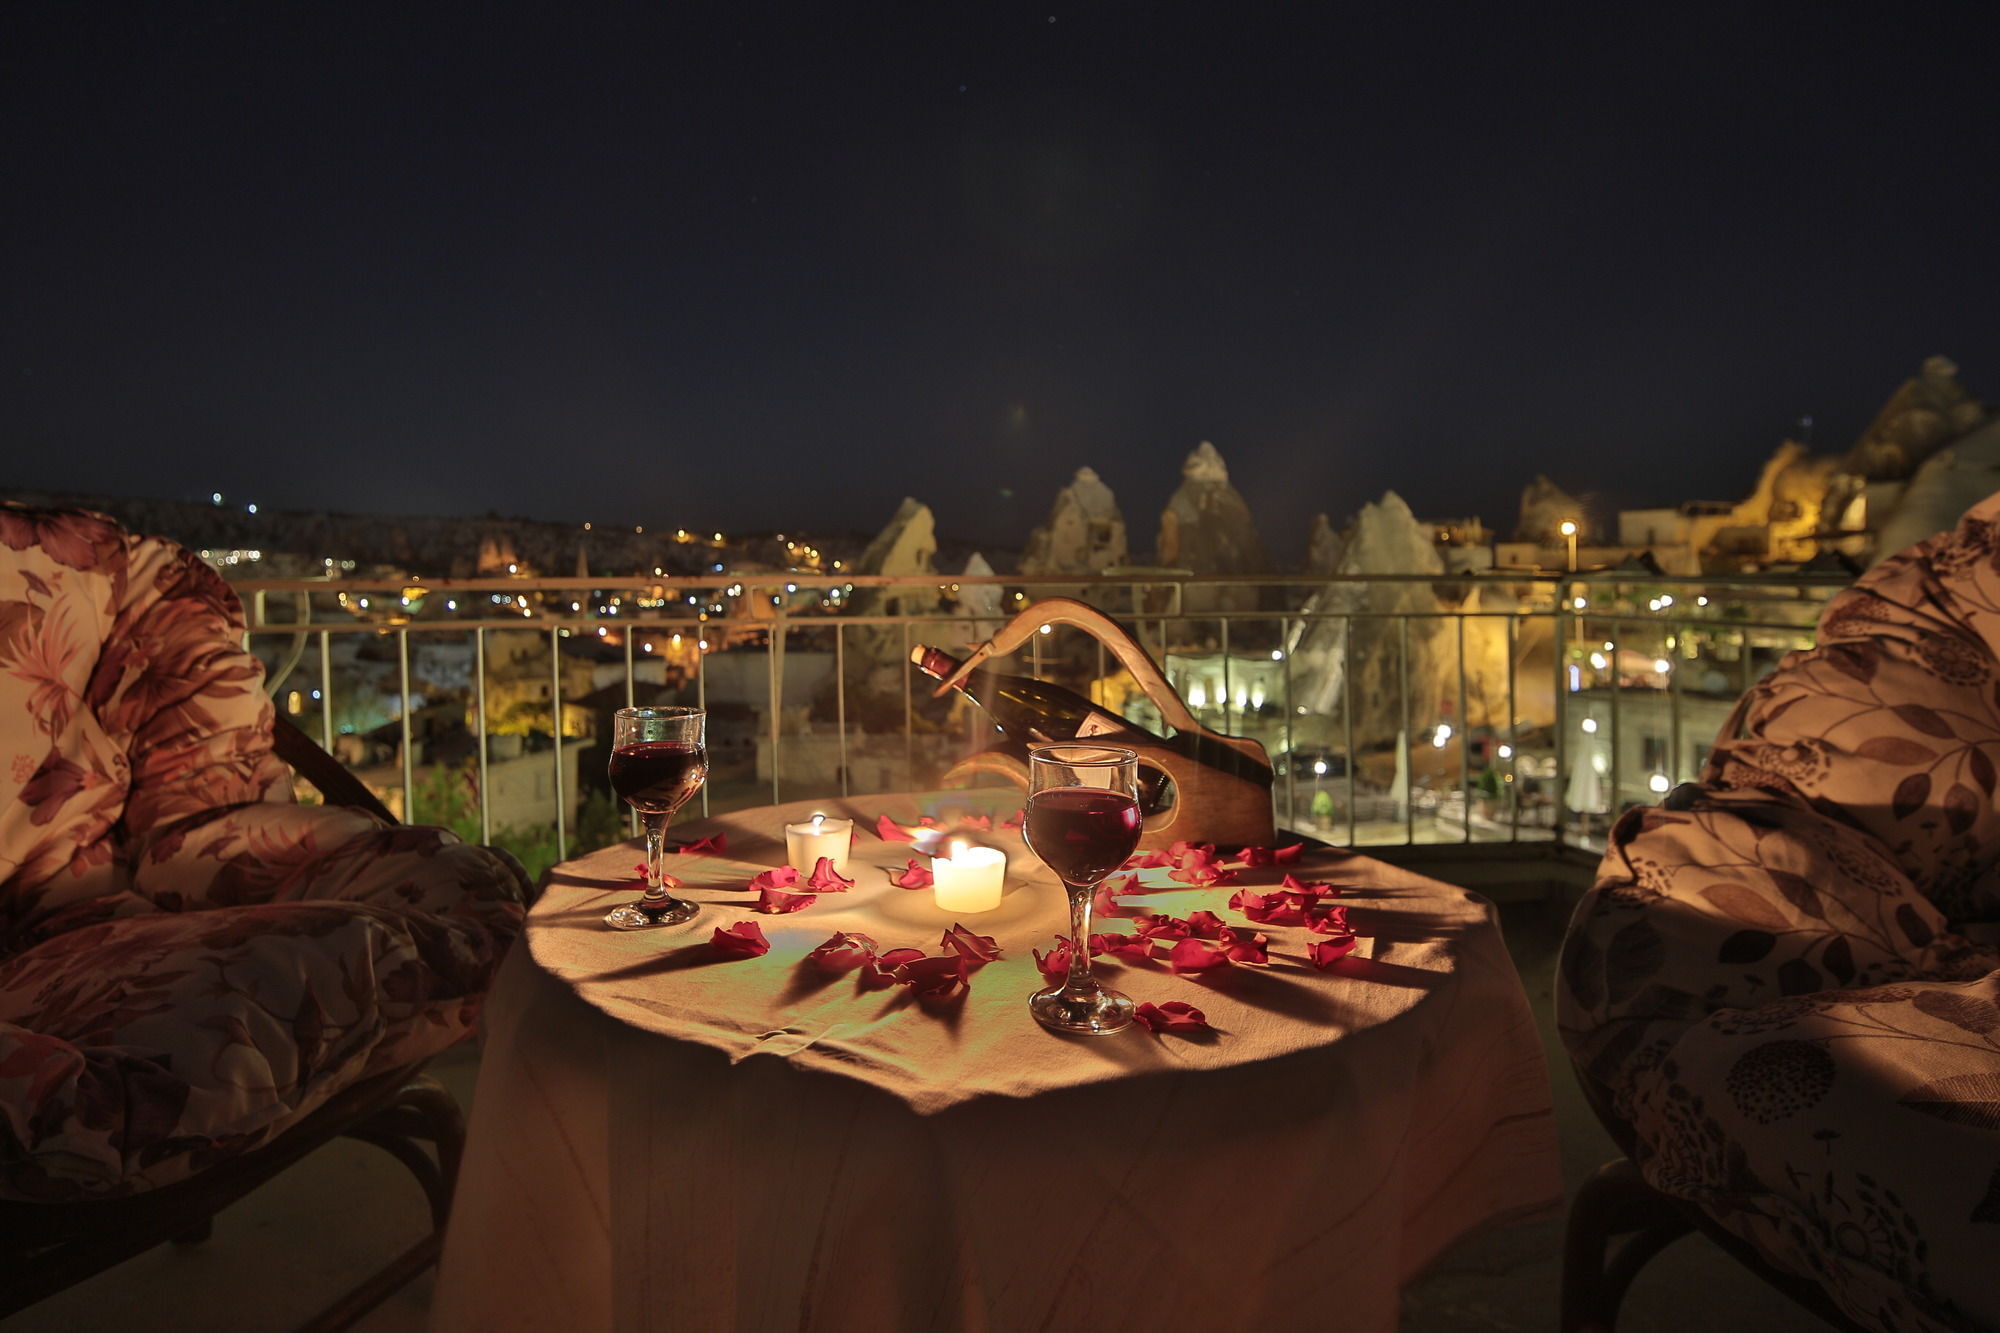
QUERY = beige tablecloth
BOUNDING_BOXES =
[431,791,1560,1333]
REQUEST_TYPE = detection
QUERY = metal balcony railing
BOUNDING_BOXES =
[229,569,1847,878]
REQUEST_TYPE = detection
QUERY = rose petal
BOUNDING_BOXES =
[674,834,727,855]
[894,954,970,998]
[1089,931,1157,961]
[1281,873,1339,898]
[1122,850,1175,869]
[1032,939,1072,983]
[1093,881,1137,918]
[1001,808,1025,829]
[1101,873,1142,896]
[1133,1000,1210,1033]
[958,813,993,831]
[1167,936,1233,974]
[860,946,927,990]
[875,814,919,842]
[1228,888,1307,927]
[757,886,818,913]
[748,866,802,893]
[1305,904,1354,935]
[1168,840,1217,863]
[804,930,878,972]
[1308,934,1358,968]
[1184,910,1229,940]
[1132,912,1191,940]
[633,862,684,889]
[709,921,770,959]
[806,857,854,892]
[1273,843,1304,865]
[1221,927,1269,965]
[1168,857,1237,887]
[891,858,934,889]
[940,923,1001,962]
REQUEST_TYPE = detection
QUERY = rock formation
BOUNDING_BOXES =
[1873,414,2000,558]
[1020,467,1128,577]
[1288,493,1511,764]
[840,497,941,704]
[1304,513,1342,575]
[956,551,1006,640]
[1842,355,1988,481]
[1513,476,1585,544]
[1155,441,1268,614]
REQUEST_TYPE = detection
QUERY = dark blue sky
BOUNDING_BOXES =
[5,2,1995,559]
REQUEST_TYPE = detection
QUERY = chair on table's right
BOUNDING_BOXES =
[1557,495,2000,1333]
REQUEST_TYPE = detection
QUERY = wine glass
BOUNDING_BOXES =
[604,706,707,930]
[1022,743,1144,1034]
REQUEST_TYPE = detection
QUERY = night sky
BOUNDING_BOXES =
[5,3,1996,559]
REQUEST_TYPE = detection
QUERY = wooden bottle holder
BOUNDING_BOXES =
[934,598,1275,850]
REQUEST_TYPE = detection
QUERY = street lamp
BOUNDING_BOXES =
[1558,519,1578,573]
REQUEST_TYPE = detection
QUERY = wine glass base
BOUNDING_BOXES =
[1028,984,1135,1034]
[605,896,699,930]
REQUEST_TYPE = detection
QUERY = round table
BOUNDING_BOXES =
[430,790,1561,1333]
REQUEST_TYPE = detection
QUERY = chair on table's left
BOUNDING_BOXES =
[0,503,529,1328]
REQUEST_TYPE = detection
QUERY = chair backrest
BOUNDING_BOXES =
[0,504,288,933]
[1702,493,2000,924]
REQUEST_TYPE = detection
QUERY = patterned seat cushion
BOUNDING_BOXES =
[0,505,525,1200]
[1558,496,2000,1333]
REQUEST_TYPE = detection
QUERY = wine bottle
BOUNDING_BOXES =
[909,645,1273,795]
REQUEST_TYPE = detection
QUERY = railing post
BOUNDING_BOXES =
[475,627,491,845]
[398,629,414,824]
[1554,586,1569,851]
[318,629,334,755]
[1400,614,1413,846]
[1456,615,1470,845]
[550,627,566,862]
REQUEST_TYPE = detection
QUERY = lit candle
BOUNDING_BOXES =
[931,840,1005,914]
[785,813,853,876]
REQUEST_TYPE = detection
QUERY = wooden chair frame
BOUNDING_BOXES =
[0,714,468,1331]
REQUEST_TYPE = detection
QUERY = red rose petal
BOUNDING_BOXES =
[1122,849,1175,869]
[806,857,854,892]
[894,954,970,999]
[1308,934,1358,968]
[958,813,993,831]
[1184,910,1230,939]
[1132,912,1191,940]
[1273,843,1304,865]
[674,833,727,855]
[891,858,934,889]
[1033,938,1072,983]
[1088,931,1157,961]
[633,862,684,889]
[1167,936,1232,975]
[1220,927,1269,965]
[1281,873,1339,898]
[1133,1000,1210,1033]
[1001,808,1025,829]
[1228,889,1307,927]
[804,931,878,972]
[940,923,1001,962]
[875,813,919,842]
[860,946,926,990]
[1305,904,1354,935]
[710,921,770,959]
[757,886,818,913]
[748,866,801,893]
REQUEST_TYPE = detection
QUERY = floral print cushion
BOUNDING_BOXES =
[0,505,526,1200]
[1559,494,2000,1333]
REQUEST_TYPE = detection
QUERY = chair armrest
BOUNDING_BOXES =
[271,713,397,825]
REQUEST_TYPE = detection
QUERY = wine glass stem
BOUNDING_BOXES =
[642,812,669,901]
[1064,881,1096,994]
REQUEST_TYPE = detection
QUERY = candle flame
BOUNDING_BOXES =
[948,839,968,860]
[810,813,825,829]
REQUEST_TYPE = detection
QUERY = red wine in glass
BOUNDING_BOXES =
[608,741,707,815]
[1023,787,1143,885]
[1023,743,1144,1035]
[605,707,706,930]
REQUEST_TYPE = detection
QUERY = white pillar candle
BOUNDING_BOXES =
[931,840,1005,914]
[785,814,853,876]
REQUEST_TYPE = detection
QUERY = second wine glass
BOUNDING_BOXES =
[605,706,707,930]
[1022,743,1144,1034]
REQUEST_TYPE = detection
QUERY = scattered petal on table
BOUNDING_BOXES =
[1089,932,1157,962]
[748,866,801,893]
[1033,939,1072,983]
[633,862,683,889]
[1001,808,1025,829]
[1221,927,1270,965]
[710,921,769,959]
[1228,889,1308,927]
[861,946,926,990]
[1122,849,1175,869]
[1236,843,1305,867]
[957,812,993,831]
[1169,840,1217,863]
[806,857,854,892]
[1308,934,1359,968]
[674,834,728,855]
[1281,873,1340,898]
[894,954,970,999]
[757,886,818,914]
[1168,849,1237,887]
[1184,910,1229,940]
[1133,1000,1210,1033]
[1093,881,1138,918]
[804,931,878,972]
[875,814,920,842]
[1166,936,1233,975]
[1305,904,1354,936]
[892,858,934,889]
[1132,913,1191,940]
[940,924,1001,962]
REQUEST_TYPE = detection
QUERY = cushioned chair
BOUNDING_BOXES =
[1557,496,2000,1333]
[0,504,527,1322]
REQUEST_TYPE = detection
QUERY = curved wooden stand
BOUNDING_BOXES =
[937,598,1274,849]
